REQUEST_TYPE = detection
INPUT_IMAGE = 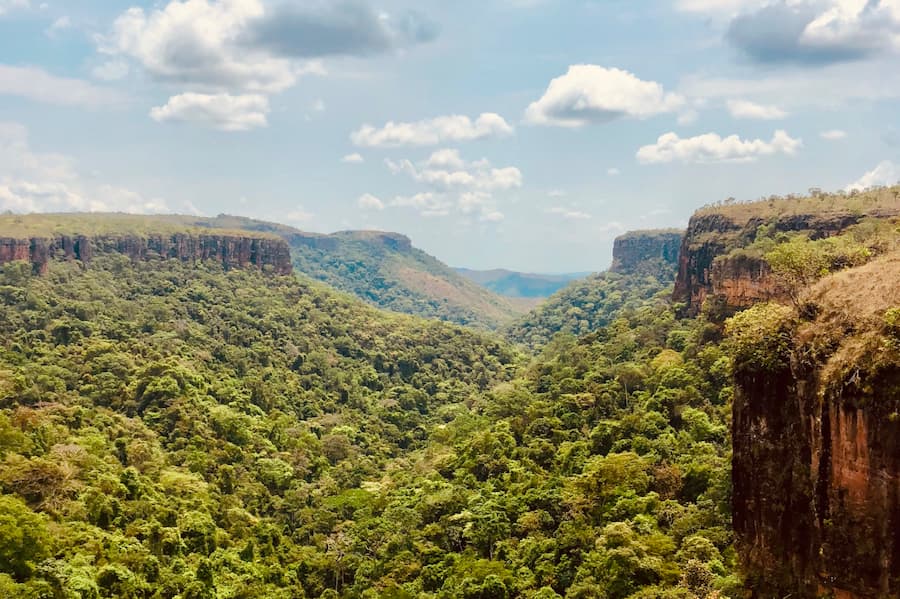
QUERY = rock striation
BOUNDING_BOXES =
[0,233,293,275]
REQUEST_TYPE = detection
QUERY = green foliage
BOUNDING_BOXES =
[0,244,734,597]
[765,234,871,300]
[725,303,795,372]
[505,263,677,349]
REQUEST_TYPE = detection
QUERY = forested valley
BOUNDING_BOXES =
[0,187,898,598]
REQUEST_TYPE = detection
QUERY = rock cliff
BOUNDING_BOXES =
[0,232,293,275]
[610,229,683,275]
[673,204,899,316]
[732,254,900,598]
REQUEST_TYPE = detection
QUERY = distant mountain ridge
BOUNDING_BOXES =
[454,268,590,298]
[200,215,526,329]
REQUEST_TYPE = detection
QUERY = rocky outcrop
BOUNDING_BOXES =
[673,210,884,316]
[0,233,293,275]
[610,229,682,274]
[733,255,900,598]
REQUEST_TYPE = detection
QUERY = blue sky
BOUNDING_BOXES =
[1,0,898,271]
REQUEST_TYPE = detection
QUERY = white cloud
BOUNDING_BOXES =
[386,154,523,191]
[341,153,364,163]
[352,113,513,148]
[845,160,900,191]
[98,0,319,94]
[820,128,847,140]
[0,0,29,16]
[607,167,621,176]
[727,99,788,119]
[92,60,130,81]
[389,192,450,217]
[548,206,592,220]
[0,121,169,214]
[150,93,269,131]
[459,191,491,214]
[357,193,384,210]
[525,65,684,127]
[0,64,124,108]
[637,129,802,164]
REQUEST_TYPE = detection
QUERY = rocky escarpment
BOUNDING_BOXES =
[0,233,293,275]
[673,209,891,316]
[732,255,900,598]
[610,229,682,275]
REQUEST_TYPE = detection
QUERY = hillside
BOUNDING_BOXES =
[454,268,589,299]
[505,230,683,348]
[183,215,527,330]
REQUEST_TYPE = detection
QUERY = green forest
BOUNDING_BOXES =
[0,190,897,598]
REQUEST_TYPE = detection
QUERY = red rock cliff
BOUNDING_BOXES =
[732,255,900,598]
[0,233,293,275]
[674,210,874,316]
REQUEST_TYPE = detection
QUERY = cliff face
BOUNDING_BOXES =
[0,233,293,275]
[674,211,874,316]
[733,256,900,598]
[610,230,683,275]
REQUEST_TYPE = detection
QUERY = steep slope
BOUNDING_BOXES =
[505,229,682,348]
[673,187,900,317]
[454,268,588,299]
[730,252,900,598]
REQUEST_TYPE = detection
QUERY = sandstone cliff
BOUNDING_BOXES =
[610,229,682,275]
[0,232,292,275]
[732,254,900,598]
[673,193,900,316]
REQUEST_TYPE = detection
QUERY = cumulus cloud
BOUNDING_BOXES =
[357,193,384,210]
[726,1,900,65]
[0,121,169,214]
[0,64,125,108]
[385,151,520,220]
[525,65,684,127]
[846,160,900,191]
[244,0,437,58]
[150,93,270,131]
[351,113,513,148]
[386,151,523,191]
[99,0,432,95]
[637,130,802,164]
[342,153,364,163]
[92,60,130,81]
[607,167,621,176]
[727,99,787,119]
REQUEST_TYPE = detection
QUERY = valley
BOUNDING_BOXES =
[0,187,897,598]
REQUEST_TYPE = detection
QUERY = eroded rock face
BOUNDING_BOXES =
[0,233,293,275]
[610,230,682,275]
[733,258,900,598]
[673,211,871,316]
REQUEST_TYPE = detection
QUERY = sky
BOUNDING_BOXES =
[1,0,899,272]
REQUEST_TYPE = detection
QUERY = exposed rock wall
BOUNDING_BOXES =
[610,230,682,274]
[0,233,293,275]
[733,257,900,598]
[673,211,876,316]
